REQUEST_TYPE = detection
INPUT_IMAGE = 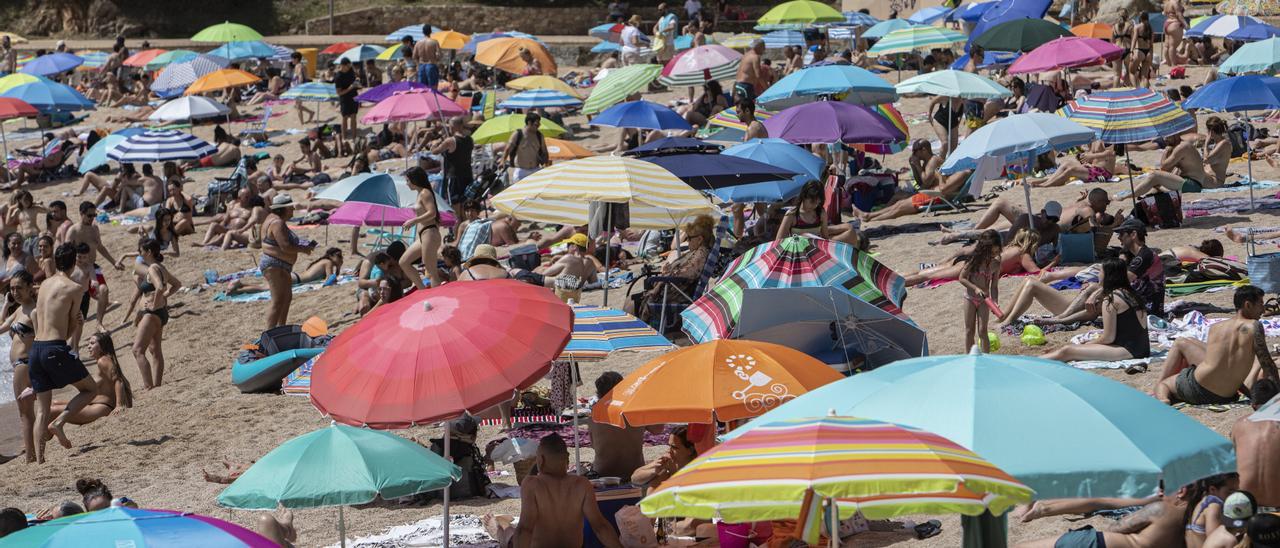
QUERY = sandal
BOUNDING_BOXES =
[914,519,942,540]
[1264,297,1280,317]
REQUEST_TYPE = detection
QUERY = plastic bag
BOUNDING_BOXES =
[1020,324,1046,346]
[616,505,658,548]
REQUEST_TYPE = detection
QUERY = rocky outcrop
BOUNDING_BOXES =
[1095,0,1160,25]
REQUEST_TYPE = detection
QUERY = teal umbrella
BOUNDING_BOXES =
[1220,36,1280,74]
[218,422,461,547]
[972,18,1073,52]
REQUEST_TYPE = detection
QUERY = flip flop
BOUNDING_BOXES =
[914,520,942,540]
[1125,363,1149,375]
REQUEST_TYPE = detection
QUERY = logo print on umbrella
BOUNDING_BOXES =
[727,353,793,412]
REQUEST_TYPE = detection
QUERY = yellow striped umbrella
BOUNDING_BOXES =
[0,73,40,94]
[721,33,763,49]
[506,75,582,98]
[184,68,260,95]
[491,155,720,229]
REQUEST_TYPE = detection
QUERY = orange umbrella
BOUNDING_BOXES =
[592,339,844,427]
[430,30,470,50]
[184,68,261,95]
[475,37,558,76]
[124,48,168,68]
[545,138,596,161]
[1071,22,1113,40]
[321,42,357,55]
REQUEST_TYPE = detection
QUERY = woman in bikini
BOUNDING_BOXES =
[227,247,343,295]
[260,194,317,329]
[1185,473,1236,548]
[1,270,36,462]
[1163,0,1187,69]
[131,237,181,389]
[1042,258,1150,362]
[0,231,32,298]
[775,181,867,248]
[50,332,133,425]
[1130,13,1155,88]
[398,166,443,289]
[164,179,196,236]
[904,229,1045,287]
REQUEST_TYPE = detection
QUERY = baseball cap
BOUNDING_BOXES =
[1042,201,1063,220]
[1116,216,1147,235]
[1225,491,1259,529]
[562,233,589,249]
[1249,512,1280,548]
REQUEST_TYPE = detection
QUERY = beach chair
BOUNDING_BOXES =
[635,216,732,334]
[202,157,249,215]
[4,139,73,187]
[920,171,977,216]
[457,219,493,261]
[239,105,273,143]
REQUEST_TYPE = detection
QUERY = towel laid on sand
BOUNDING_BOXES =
[1068,357,1153,370]
[213,275,356,302]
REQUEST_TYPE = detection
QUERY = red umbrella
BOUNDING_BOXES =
[0,97,37,168]
[322,42,358,55]
[310,279,573,429]
[123,48,167,68]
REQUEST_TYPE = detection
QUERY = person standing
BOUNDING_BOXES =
[333,58,360,143]
[259,195,316,329]
[654,3,678,63]
[430,116,474,224]
[413,23,441,89]
[289,52,314,125]
[505,113,549,183]
[685,0,702,21]
[734,39,766,101]
[620,15,644,66]
[398,166,443,289]
[29,243,98,464]
[130,238,180,390]
[0,36,15,75]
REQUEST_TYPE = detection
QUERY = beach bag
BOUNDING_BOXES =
[1230,120,1256,158]
[1058,232,1096,264]
[1133,191,1182,229]
[1194,257,1247,281]
[1249,250,1280,294]
[616,505,659,547]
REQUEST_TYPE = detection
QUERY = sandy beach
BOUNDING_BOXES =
[0,52,1268,547]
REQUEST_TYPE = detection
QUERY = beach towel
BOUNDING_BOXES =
[1165,278,1247,296]
[1067,357,1153,370]
[204,267,261,285]
[281,355,317,396]
[1172,396,1252,412]
[1070,309,1280,348]
[1200,179,1280,193]
[212,275,356,302]
[326,514,498,548]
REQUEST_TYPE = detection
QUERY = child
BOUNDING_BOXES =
[1186,473,1238,546]
[957,229,1002,352]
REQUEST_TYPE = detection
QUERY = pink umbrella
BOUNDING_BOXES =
[1008,36,1124,74]
[660,44,742,85]
[329,201,457,227]
[360,88,465,124]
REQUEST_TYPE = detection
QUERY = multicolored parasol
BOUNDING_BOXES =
[560,305,673,361]
[1058,87,1196,144]
[868,26,967,57]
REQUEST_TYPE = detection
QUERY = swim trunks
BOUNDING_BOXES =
[28,340,89,393]
[1181,177,1203,193]
[554,274,586,303]
[733,81,755,101]
[1086,165,1112,182]
[911,192,943,209]
[1054,525,1105,548]
[200,156,214,168]
[417,63,440,89]
[1174,366,1238,405]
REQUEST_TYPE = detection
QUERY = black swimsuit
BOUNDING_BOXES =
[1111,292,1150,358]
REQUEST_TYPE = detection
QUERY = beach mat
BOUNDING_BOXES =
[1172,396,1252,412]
[1068,357,1152,371]
[281,355,318,396]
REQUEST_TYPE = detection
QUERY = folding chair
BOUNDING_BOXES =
[239,105,273,143]
[640,216,733,333]
[921,171,977,216]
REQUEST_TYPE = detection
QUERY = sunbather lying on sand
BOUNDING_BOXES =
[225,247,343,294]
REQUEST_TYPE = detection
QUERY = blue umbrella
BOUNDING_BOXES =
[842,11,882,27]
[763,30,806,49]
[947,1,997,22]
[20,53,83,76]
[757,65,897,109]
[385,24,442,42]
[624,136,723,156]
[908,6,953,24]
[590,100,693,131]
[356,81,426,103]
[590,22,623,43]
[1184,74,1280,208]
[1227,22,1280,42]
[208,40,278,61]
[150,54,229,93]
[107,129,216,163]
[499,89,583,110]
[333,44,385,64]
[79,134,127,174]
[312,172,403,207]
[948,50,1021,70]
[639,152,799,190]
[715,137,824,202]
[0,506,277,547]
[942,112,1094,174]
[862,19,917,39]
[592,41,622,53]
[1,77,94,111]
[723,351,1236,499]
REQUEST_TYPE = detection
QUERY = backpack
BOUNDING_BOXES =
[1229,120,1255,158]
[1133,191,1183,229]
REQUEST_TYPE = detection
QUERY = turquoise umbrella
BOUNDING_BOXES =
[218,422,461,546]
[0,507,276,547]
[78,134,126,174]
[1220,36,1280,75]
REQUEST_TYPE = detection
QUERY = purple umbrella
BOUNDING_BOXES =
[763,100,906,145]
[356,81,427,103]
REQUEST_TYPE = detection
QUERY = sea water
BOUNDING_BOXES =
[0,335,18,453]
[0,335,13,405]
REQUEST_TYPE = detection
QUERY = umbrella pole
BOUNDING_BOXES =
[338,505,347,548]
[828,498,840,548]
[571,357,581,472]
[443,431,452,548]
[1247,110,1256,211]
[1,124,8,184]
[1124,148,1139,209]
[603,205,612,306]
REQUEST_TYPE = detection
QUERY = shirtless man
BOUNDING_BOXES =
[941,198,1062,247]
[541,234,594,303]
[1232,379,1280,508]
[1202,116,1232,187]
[6,190,47,256]
[202,190,264,248]
[586,372,665,479]
[734,39,766,101]
[1015,488,1191,548]
[412,24,441,89]
[858,140,972,222]
[29,243,98,464]
[1155,285,1279,404]
[64,202,121,335]
[515,434,622,548]
[1126,133,1213,198]
[736,97,767,141]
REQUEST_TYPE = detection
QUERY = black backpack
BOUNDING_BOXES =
[1229,120,1255,158]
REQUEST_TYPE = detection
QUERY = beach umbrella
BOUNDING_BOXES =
[459,31,513,54]
[950,50,1023,70]
[641,415,1033,540]
[498,89,582,109]
[842,11,882,27]
[150,55,229,93]
[947,2,997,23]
[76,51,109,71]
[1071,22,1113,38]
[623,136,723,156]
[471,113,567,145]
[0,506,277,547]
[218,422,460,548]
[384,24,441,42]
[313,172,405,207]
[361,88,465,125]
[972,18,1073,52]
[328,202,414,227]
[0,97,37,164]
[908,5,953,24]
[764,101,906,145]
[732,286,928,369]
[592,339,844,427]
[702,106,776,143]
[682,234,908,343]
[332,44,385,64]
[590,22,625,42]
[207,40,277,61]
[430,30,470,50]
[714,137,824,202]
[639,153,800,190]
[0,73,40,94]
[1184,75,1280,209]
[659,44,741,87]
[107,129,216,163]
[280,82,338,102]
[1008,36,1124,74]
[20,52,83,76]
[1220,37,1280,74]
[763,29,806,49]
[491,155,719,229]
[148,96,231,122]
[582,63,663,114]
[355,81,426,103]
[720,32,763,49]
[591,41,622,53]
[896,69,1012,99]
[1187,14,1264,38]
[591,100,693,131]
[561,305,673,361]
[506,74,582,98]
[0,32,26,44]
[868,26,967,56]
[320,42,357,55]
[724,352,1237,500]
[475,37,558,76]
[756,0,845,29]
[374,44,405,61]
[861,18,918,39]
[1,77,94,112]
[191,21,264,42]
[1232,23,1280,42]
[78,133,129,175]
[184,68,260,95]
[144,49,199,70]
[757,65,897,109]
[545,138,596,161]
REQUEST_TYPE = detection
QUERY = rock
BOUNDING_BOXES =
[1095,0,1159,25]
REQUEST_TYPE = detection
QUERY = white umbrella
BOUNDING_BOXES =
[147,96,231,122]
[106,129,217,163]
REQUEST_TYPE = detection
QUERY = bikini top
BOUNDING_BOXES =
[1187,494,1224,534]
[10,321,31,337]
[262,218,302,248]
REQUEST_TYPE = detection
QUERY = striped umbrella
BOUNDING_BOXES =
[106,129,216,163]
[827,26,859,40]
[681,235,908,344]
[491,155,719,229]
[507,74,583,98]
[151,55,229,92]
[333,44,386,64]
[842,11,882,27]
[145,49,200,70]
[908,5,953,24]
[582,63,662,114]
[1187,14,1263,38]
[763,29,806,49]
[375,43,406,61]
[281,82,339,102]
[639,415,1034,528]
[659,45,742,87]
[1059,87,1195,144]
[701,106,776,142]
[384,24,442,42]
[590,22,625,43]
[498,89,582,109]
[268,44,293,61]
[868,26,966,56]
[76,51,109,70]
[0,73,42,94]
[721,33,763,49]
[560,305,673,361]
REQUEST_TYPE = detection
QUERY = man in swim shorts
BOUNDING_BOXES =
[30,243,98,464]
[1155,285,1279,405]
[542,234,595,303]
[412,24,441,88]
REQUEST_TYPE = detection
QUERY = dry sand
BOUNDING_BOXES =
[0,61,1268,547]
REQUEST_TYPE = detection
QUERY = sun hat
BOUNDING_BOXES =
[471,244,498,260]
[270,194,295,210]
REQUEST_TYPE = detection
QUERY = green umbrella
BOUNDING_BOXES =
[218,422,461,547]
[144,49,198,71]
[472,113,567,145]
[756,0,846,30]
[192,21,265,43]
[972,18,1073,52]
[582,63,662,115]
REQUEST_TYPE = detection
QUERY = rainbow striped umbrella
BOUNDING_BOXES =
[561,305,673,361]
[850,103,910,155]
[1058,87,1195,144]
[639,415,1034,525]
[868,26,967,57]
[682,235,908,343]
